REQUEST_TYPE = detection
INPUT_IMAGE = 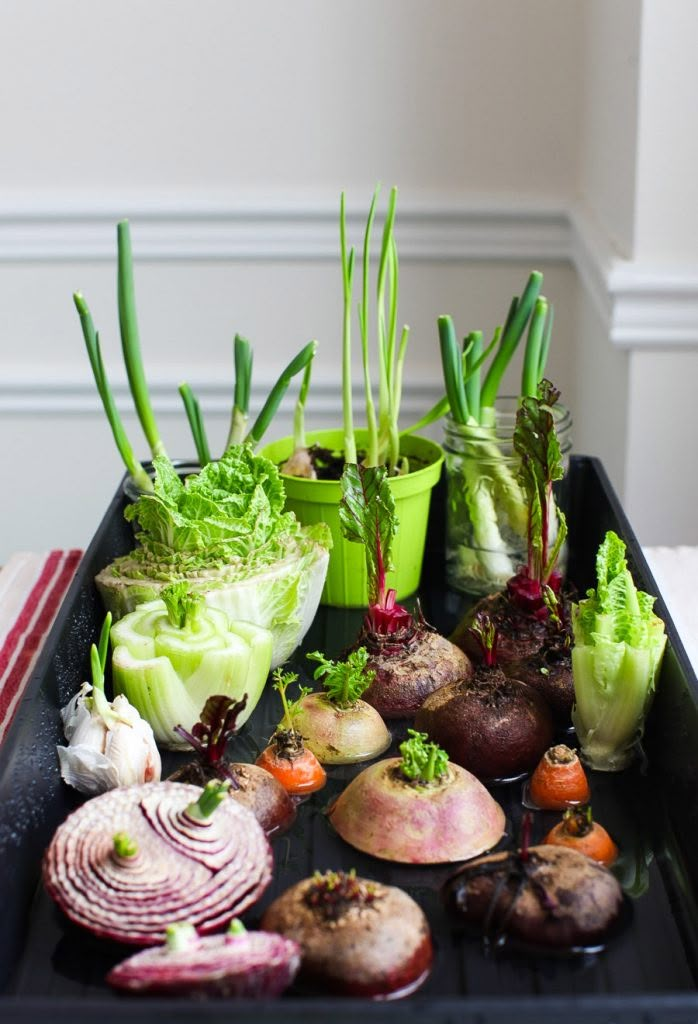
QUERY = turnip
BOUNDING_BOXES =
[328,730,505,864]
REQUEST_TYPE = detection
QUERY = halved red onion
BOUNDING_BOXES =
[43,782,272,946]
[107,923,301,998]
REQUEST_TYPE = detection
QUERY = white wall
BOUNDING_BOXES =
[2,0,698,561]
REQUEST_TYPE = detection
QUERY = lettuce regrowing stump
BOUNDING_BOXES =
[97,446,330,669]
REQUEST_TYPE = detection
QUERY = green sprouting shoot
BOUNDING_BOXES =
[438,315,469,424]
[161,582,204,630]
[464,331,483,423]
[272,668,312,732]
[227,919,247,936]
[358,186,380,468]
[340,191,357,466]
[165,922,198,952]
[186,779,231,820]
[225,334,253,449]
[246,340,317,448]
[116,220,167,459]
[399,729,449,784]
[306,647,375,708]
[73,292,153,492]
[97,612,112,677]
[179,383,212,467]
[521,297,549,399]
[293,356,314,450]
[480,270,543,410]
[113,832,138,859]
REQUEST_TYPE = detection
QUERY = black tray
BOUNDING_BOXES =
[1,455,697,1024]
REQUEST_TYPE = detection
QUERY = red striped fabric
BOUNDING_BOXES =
[0,549,82,745]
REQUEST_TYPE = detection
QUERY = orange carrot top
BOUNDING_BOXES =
[543,805,619,867]
[529,744,590,810]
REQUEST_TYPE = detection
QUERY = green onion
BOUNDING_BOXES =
[293,354,313,451]
[521,297,549,398]
[179,383,212,467]
[463,331,483,423]
[73,292,153,492]
[226,334,252,449]
[340,192,357,465]
[358,187,379,467]
[438,316,469,424]
[480,270,543,409]
[246,340,317,448]
[116,221,167,459]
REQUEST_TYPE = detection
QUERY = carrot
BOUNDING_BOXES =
[543,806,618,867]
[529,744,590,810]
[256,732,327,797]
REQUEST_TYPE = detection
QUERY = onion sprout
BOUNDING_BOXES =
[179,383,212,467]
[117,221,167,459]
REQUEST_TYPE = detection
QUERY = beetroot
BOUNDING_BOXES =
[502,644,573,722]
[261,870,433,998]
[108,921,300,998]
[359,615,472,719]
[444,844,623,949]
[415,667,554,781]
[43,781,272,946]
[170,694,296,837]
[339,463,471,718]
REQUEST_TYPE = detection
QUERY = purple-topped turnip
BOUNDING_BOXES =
[260,869,433,998]
[43,780,272,945]
[168,694,296,837]
[289,647,391,764]
[340,463,470,718]
[328,729,505,863]
[108,919,301,998]
[415,614,554,781]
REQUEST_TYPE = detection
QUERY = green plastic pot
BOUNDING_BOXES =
[260,430,444,607]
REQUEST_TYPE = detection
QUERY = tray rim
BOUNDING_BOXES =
[1,453,697,1022]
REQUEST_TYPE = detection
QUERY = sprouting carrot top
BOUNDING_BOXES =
[529,744,590,810]
[255,668,326,796]
[256,731,327,797]
[543,805,619,867]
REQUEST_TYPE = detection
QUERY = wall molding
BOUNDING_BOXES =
[0,375,444,420]
[1,196,698,358]
[0,196,571,264]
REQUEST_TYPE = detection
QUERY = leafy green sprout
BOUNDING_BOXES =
[399,729,449,785]
[305,647,375,708]
[272,668,313,733]
[161,582,204,631]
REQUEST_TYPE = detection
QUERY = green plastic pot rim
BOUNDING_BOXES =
[260,429,443,494]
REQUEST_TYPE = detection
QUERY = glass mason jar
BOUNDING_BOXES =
[443,398,573,596]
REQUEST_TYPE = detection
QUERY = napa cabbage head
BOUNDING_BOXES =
[571,530,666,771]
[95,446,331,667]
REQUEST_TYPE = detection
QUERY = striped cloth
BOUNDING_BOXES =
[0,549,82,746]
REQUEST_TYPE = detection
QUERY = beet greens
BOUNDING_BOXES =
[506,379,567,619]
[339,462,413,636]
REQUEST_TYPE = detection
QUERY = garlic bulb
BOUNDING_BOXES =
[57,681,161,794]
